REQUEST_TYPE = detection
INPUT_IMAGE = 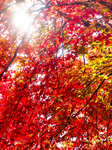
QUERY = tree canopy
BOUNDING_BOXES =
[0,0,112,149]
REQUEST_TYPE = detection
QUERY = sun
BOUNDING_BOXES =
[13,10,32,31]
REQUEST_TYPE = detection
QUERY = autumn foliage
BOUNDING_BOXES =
[0,0,112,149]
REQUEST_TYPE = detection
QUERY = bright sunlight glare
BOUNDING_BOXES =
[13,10,32,31]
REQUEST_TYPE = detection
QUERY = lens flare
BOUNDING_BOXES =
[13,10,31,31]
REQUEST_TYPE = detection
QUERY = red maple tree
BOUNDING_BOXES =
[0,0,112,149]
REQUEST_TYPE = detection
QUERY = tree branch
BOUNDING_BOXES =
[0,1,51,79]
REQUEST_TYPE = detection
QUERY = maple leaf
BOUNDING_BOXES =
[0,0,112,149]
